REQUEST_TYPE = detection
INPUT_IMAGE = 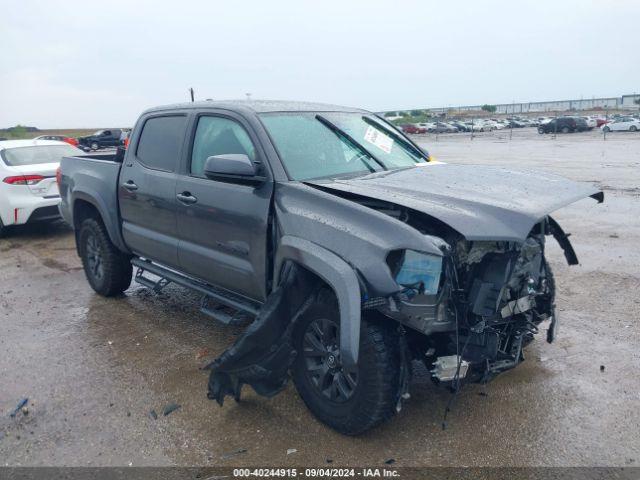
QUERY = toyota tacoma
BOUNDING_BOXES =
[58,100,603,434]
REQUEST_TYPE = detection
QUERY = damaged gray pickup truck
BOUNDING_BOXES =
[58,100,603,435]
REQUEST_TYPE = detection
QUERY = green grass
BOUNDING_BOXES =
[0,128,102,140]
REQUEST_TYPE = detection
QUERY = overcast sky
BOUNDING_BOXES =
[1,0,639,128]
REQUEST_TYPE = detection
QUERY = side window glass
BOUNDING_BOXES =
[190,116,256,177]
[136,115,187,172]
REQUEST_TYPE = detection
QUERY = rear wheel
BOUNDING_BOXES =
[78,217,132,296]
[538,127,545,134]
[561,126,570,134]
[90,142,99,151]
[630,125,637,132]
[291,290,401,435]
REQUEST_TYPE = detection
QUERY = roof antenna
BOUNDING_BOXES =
[189,88,195,103]
[245,93,252,101]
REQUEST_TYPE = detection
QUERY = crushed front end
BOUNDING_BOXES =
[379,218,559,385]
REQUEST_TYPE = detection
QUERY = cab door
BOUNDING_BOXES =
[175,112,273,301]
[119,114,189,269]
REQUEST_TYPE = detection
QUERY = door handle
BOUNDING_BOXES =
[177,192,198,205]
[122,181,138,191]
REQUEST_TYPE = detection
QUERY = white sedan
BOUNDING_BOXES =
[0,139,83,236]
[601,117,640,132]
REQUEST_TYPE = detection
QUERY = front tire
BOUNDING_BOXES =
[538,127,545,134]
[78,218,132,296]
[630,125,637,132]
[561,126,570,134]
[90,142,99,151]
[291,290,401,435]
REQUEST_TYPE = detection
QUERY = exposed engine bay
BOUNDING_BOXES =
[380,212,559,386]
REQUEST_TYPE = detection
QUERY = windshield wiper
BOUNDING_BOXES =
[367,115,429,161]
[315,114,388,172]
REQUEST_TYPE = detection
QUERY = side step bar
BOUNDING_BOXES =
[131,258,261,325]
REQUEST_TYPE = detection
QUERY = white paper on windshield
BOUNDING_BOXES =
[364,126,393,154]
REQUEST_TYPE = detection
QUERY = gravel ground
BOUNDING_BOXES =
[1,127,638,467]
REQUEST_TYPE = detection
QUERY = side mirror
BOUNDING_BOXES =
[203,154,265,185]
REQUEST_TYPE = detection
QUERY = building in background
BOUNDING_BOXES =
[385,94,640,117]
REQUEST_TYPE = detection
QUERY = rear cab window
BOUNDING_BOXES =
[136,115,188,172]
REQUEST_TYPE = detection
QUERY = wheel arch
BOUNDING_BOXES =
[72,192,128,253]
[275,235,362,368]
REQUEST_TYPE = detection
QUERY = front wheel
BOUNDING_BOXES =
[538,127,545,134]
[78,217,132,296]
[561,126,570,134]
[291,291,401,435]
[630,125,637,132]
[90,142,99,151]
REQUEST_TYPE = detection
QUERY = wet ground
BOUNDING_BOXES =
[1,128,639,467]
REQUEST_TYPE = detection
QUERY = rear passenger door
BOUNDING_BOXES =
[119,114,189,269]
[176,112,273,302]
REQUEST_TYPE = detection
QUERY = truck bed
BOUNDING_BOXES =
[58,153,127,251]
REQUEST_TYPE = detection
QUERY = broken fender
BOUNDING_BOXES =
[205,262,320,404]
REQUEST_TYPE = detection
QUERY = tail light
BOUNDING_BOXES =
[3,175,45,185]
[123,137,129,149]
[56,167,62,187]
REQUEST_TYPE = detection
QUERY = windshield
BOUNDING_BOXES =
[1,144,81,166]
[260,112,427,180]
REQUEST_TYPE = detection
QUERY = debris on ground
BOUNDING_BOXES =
[163,403,181,416]
[196,348,210,360]
[609,234,619,238]
[21,406,29,416]
[326,459,333,464]
[384,458,396,465]
[149,410,158,420]
[221,448,247,460]
[286,448,297,455]
[600,365,605,372]
[9,398,28,418]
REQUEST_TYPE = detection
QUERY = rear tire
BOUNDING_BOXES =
[561,126,570,134]
[78,217,132,296]
[630,125,637,132]
[90,142,99,151]
[538,127,545,134]
[291,290,401,435]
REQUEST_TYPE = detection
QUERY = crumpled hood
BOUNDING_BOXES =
[307,163,603,242]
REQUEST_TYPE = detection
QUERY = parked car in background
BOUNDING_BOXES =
[537,117,589,134]
[506,120,525,128]
[601,117,640,132]
[0,139,83,236]
[34,135,79,146]
[580,117,597,129]
[400,124,427,134]
[450,121,470,132]
[428,122,457,133]
[78,129,123,151]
